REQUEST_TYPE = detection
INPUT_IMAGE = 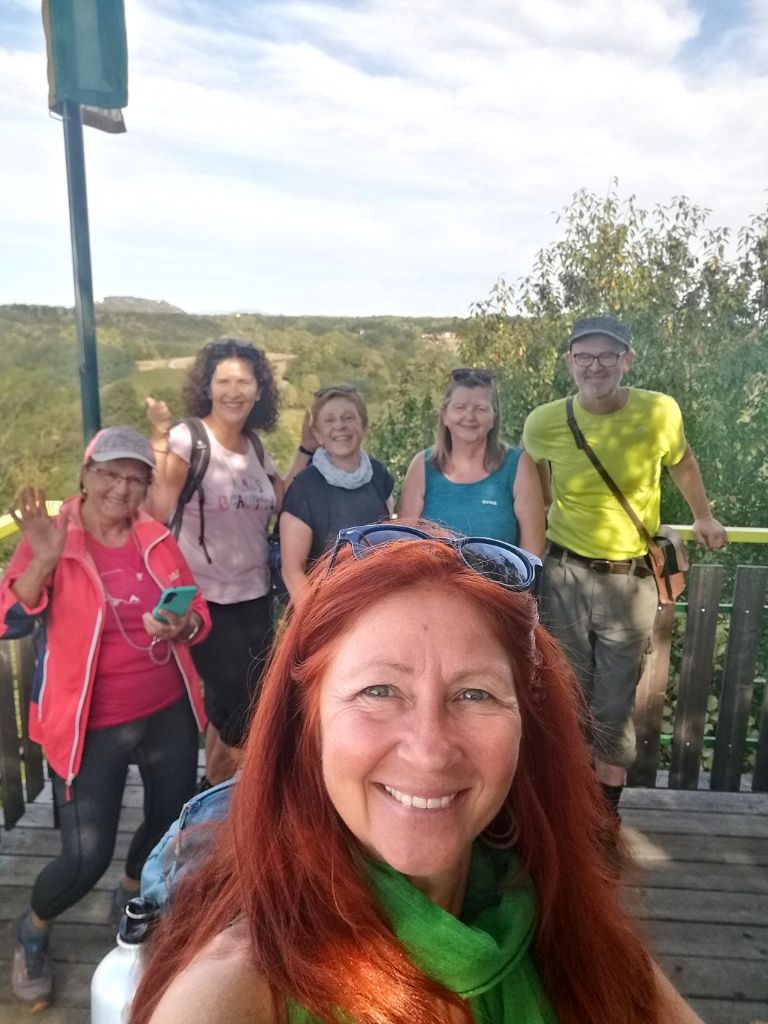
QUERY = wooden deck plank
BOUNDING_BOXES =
[657,953,768,1000]
[621,788,768,813]
[0,1008,90,1024]
[8,802,143,831]
[629,887,768,926]
[0,830,131,859]
[624,828,768,866]
[623,859,768,893]
[687,1000,768,1024]
[0,888,115,926]
[0,854,125,889]
[621,808,768,838]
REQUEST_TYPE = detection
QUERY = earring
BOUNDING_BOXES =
[481,804,519,849]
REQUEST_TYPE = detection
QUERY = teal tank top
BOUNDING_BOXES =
[422,447,522,543]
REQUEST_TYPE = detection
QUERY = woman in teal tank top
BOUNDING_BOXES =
[134,524,703,1024]
[399,369,545,554]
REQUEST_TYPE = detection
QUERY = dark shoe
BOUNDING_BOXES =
[11,913,53,1010]
[597,811,626,878]
[110,883,140,929]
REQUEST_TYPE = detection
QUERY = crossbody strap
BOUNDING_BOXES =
[565,397,659,557]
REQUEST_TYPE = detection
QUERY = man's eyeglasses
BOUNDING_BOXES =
[451,368,496,384]
[327,524,541,593]
[314,384,358,398]
[570,351,623,368]
[89,467,149,490]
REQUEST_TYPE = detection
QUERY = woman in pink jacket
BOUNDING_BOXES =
[0,427,210,1011]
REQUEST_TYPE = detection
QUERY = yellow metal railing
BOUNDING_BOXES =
[0,503,63,542]
[669,525,768,544]
[2,512,767,545]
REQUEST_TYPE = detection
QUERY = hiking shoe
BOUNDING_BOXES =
[11,915,53,1010]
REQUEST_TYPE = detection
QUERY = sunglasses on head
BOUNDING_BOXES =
[327,524,541,593]
[314,384,358,398]
[451,367,496,385]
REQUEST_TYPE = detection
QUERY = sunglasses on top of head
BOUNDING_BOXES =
[314,384,358,398]
[450,367,496,385]
[327,523,541,593]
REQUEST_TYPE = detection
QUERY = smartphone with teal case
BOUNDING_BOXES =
[152,585,198,623]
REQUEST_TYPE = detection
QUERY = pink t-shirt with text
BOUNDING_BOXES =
[168,421,276,604]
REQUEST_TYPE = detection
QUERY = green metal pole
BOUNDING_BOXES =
[61,98,101,443]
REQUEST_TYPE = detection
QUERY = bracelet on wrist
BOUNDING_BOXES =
[298,445,315,457]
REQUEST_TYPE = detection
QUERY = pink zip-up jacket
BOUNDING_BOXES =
[0,497,210,788]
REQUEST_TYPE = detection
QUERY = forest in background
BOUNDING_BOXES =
[2,183,768,546]
[0,305,459,517]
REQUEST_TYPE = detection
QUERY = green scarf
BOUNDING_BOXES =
[288,845,558,1023]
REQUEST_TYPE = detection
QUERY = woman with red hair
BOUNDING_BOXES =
[132,524,701,1024]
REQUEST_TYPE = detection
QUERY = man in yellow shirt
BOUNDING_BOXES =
[523,316,726,816]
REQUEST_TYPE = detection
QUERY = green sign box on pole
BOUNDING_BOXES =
[42,0,129,443]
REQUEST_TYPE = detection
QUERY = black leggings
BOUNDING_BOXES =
[191,595,274,747]
[31,697,198,921]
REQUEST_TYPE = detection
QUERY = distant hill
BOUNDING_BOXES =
[97,296,187,314]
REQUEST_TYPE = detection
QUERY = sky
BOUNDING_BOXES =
[1,0,766,316]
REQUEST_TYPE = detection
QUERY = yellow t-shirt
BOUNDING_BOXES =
[522,389,687,559]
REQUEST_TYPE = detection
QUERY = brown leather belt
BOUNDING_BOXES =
[546,542,653,578]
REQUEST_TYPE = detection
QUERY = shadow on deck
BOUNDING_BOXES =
[1,773,766,1024]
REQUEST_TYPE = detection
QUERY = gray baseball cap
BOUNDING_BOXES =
[83,426,156,469]
[568,316,630,350]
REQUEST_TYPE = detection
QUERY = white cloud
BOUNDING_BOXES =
[0,0,766,313]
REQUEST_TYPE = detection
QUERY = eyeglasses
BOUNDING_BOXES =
[570,351,623,368]
[314,384,358,398]
[451,368,496,384]
[89,467,149,490]
[327,524,541,593]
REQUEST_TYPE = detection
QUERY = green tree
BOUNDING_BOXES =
[462,184,768,530]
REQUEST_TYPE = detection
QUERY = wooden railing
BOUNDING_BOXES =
[629,563,768,791]
[2,526,768,827]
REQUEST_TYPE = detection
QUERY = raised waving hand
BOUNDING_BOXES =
[10,488,70,571]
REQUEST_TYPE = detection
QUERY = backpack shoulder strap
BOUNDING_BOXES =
[180,418,211,501]
[245,427,267,472]
[369,458,389,508]
[168,418,211,546]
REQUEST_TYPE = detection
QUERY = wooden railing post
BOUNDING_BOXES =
[628,603,676,788]
[0,641,25,828]
[711,566,768,791]
[0,636,44,829]
[669,565,724,790]
[754,678,768,792]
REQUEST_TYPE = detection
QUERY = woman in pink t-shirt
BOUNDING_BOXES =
[146,340,310,785]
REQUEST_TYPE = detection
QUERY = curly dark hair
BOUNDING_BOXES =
[182,338,280,432]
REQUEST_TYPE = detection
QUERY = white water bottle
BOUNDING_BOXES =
[91,898,157,1024]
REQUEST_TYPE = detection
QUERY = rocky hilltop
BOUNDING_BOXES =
[97,296,187,314]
